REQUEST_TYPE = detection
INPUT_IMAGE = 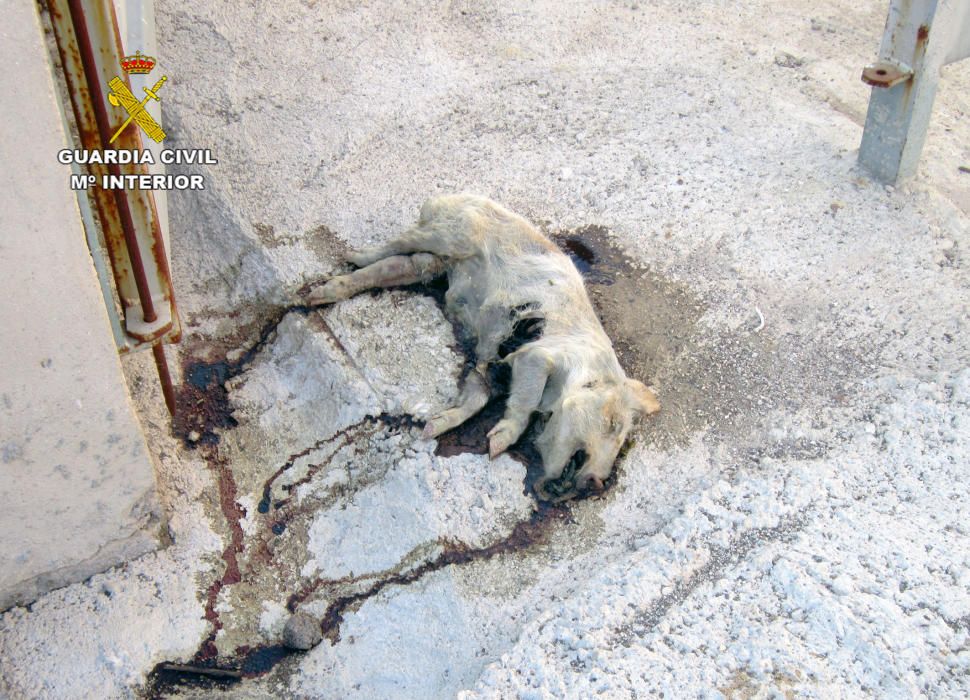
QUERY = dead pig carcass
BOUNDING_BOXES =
[307,194,659,501]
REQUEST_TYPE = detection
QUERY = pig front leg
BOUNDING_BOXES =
[422,366,490,438]
[306,253,445,305]
[487,349,553,458]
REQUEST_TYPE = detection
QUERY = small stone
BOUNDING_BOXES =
[810,18,836,33]
[187,430,201,443]
[774,52,803,69]
[283,612,323,650]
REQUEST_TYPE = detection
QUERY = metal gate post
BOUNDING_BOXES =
[46,0,180,413]
[858,0,970,183]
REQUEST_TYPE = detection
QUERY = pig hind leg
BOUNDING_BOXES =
[348,224,472,268]
[306,253,445,305]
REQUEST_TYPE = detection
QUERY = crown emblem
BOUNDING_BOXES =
[121,50,155,74]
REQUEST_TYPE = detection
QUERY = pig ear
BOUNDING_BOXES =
[625,379,660,416]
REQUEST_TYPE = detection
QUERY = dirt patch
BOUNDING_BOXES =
[550,225,706,448]
[304,223,354,266]
[553,224,702,384]
[252,222,282,248]
[549,224,870,457]
[251,221,356,256]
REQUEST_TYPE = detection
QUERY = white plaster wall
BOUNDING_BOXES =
[0,1,161,611]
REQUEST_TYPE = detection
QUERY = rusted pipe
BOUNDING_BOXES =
[66,0,158,324]
[152,343,176,415]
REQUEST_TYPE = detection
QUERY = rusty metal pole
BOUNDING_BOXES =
[66,0,158,324]
[152,343,176,414]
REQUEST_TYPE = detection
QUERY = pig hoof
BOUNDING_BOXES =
[283,612,323,650]
[487,421,516,458]
[306,279,345,306]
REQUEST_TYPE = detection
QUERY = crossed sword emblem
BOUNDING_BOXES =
[107,75,167,144]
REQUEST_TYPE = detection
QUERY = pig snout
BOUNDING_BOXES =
[578,474,605,492]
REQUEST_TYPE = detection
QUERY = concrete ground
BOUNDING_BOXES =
[2,1,969,698]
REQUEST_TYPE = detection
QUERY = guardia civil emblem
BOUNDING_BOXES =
[106,50,167,144]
